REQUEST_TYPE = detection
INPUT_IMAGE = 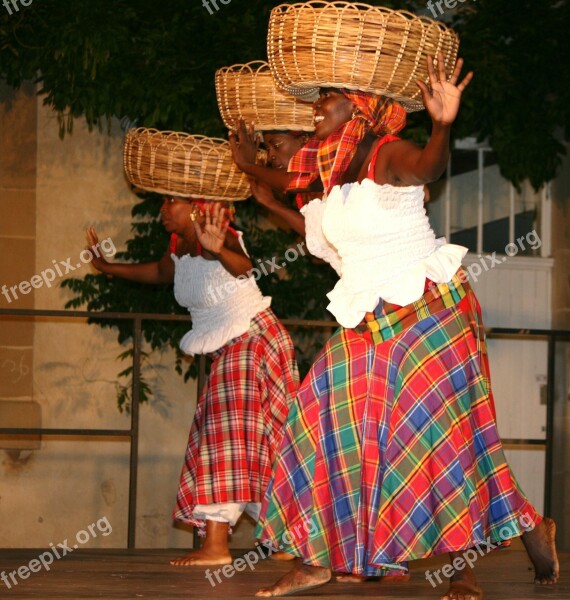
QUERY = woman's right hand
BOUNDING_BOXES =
[86,227,111,273]
[249,177,279,209]
[228,118,260,172]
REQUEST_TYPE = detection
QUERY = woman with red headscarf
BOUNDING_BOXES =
[233,53,558,600]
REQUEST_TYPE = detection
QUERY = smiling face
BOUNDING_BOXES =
[264,132,309,170]
[313,88,355,139]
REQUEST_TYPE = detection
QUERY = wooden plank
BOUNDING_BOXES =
[0,549,567,599]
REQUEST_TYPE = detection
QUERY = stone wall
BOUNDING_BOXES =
[0,88,227,550]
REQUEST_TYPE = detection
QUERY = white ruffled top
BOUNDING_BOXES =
[302,178,467,328]
[172,234,271,355]
[300,199,343,276]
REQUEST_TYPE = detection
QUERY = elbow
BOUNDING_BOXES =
[408,163,446,186]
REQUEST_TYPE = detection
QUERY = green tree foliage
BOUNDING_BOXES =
[450,0,569,189]
[1,0,566,176]
[1,0,567,407]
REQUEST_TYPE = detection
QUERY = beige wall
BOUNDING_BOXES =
[0,90,222,549]
[0,81,36,417]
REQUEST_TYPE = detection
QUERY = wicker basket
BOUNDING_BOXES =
[215,61,315,132]
[267,2,460,112]
[123,128,259,201]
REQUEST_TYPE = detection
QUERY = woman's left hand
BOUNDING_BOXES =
[193,203,230,255]
[417,52,473,126]
[228,118,260,171]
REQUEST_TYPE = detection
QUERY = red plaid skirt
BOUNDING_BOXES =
[173,308,299,528]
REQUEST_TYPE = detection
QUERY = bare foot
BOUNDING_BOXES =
[256,564,331,597]
[442,553,482,600]
[170,520,231,566]
[441,581,483,600]
[521,516,559,584]
[170,547,232,566]
[270,551,296,561]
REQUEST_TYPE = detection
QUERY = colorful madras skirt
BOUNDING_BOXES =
[255,270,540,576]
[173,308,299,530]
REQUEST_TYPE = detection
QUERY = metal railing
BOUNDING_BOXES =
[0,308,335,548]
[0,308,568,547]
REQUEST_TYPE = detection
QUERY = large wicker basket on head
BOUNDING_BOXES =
[123,128,257,201]
[215,61,315,132]
[267,2,460,112]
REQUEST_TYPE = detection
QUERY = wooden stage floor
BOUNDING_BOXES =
[0,548,568,599]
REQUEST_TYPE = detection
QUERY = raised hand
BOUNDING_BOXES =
[86,226,111,272]
[417,52,473,126]
[192,203,230,255]
[228,118,260,171]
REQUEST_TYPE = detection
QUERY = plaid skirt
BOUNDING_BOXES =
[255,271,540,576]
[173,308,299,529]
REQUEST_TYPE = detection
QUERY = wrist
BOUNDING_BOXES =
[430,121,453,134]
[208,245,225,259]
[238,160,255,175]
[96,261,113,275]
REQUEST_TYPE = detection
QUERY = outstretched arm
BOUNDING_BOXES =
[86,227,174,284]
[377,53,473,186]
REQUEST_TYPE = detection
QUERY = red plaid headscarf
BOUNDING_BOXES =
[287,91,407,194]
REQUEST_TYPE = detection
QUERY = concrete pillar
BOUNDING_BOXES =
[0,81,38,452]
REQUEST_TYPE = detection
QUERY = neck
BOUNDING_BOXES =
[340,130,376,185]
[173,223,200,256]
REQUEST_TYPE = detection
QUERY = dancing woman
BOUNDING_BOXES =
[88,175,298,566]
[234,53,559,599]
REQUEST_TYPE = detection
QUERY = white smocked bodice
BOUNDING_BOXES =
[172,236,270,355]
[302,178,467,328]
[300,199,343,276]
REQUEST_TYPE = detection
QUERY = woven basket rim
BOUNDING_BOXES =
[215,60,315,132]
[269,1,456,28]
[123,128,255,201]
[267,1,460,113]
[126,128,231,146]
[276,83,426,112]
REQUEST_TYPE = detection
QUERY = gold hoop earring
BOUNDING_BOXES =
[352,109,359,119]
[189,207,201,222]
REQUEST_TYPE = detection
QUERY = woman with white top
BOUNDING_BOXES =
[87,195,299,566]
[229,52,559,599]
